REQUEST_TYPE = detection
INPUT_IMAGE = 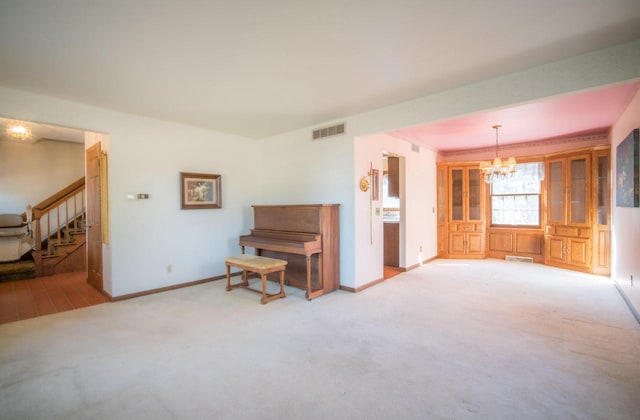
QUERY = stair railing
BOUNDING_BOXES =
[31,177,86,257]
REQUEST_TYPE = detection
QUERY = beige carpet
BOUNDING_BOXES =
[1,259,639,419]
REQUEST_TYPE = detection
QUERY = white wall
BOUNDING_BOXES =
[610,88,640,309]
[255,128,437,290]
[0,87,261,297]
[107,118,260,297]
[354,134,437,288]
[0,139,84,213]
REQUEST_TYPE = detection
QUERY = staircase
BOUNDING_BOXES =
[35,216,87,277]
[0,260,36,281]
[31,178,87,277]
[0,178,87,281]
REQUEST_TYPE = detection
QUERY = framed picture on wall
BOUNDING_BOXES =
[180,172,221,209]
[616,128,639,207]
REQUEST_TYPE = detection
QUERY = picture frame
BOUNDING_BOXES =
[180,172,221,209]
[616,128,639,208]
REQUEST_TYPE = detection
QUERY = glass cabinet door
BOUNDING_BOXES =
[548,160,564,223]
[569,157,587,224]
[468,169,481,221]
[438,167,446,223]
[597,155,608,226]
[450,169,463,221]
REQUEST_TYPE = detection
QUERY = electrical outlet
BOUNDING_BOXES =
[167,264,172,273]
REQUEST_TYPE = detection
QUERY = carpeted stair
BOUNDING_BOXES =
[0,257,36,281]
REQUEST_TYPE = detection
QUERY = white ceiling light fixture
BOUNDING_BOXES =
[7,121,31,140]
[480,124,516,183]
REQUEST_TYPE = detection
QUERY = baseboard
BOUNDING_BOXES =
[405,255,438,271]
[340,276,385,293]
[109,271,241,302]
[614,280,640,326]
[107,257,441,300]
[340,256,438,294]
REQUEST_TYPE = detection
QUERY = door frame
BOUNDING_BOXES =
[86,142,104,291]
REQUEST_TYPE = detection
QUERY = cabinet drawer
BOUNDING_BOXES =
[554,226,578,237]
[550,226,591,238]
[451,223,478,232]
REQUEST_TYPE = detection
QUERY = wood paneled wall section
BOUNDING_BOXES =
[438,145,610,275]
[486,228,544,263]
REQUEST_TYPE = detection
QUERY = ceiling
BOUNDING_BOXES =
[1,1,640,148]
[390,81,640,152]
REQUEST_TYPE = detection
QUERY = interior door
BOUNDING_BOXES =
[86,143,103,291]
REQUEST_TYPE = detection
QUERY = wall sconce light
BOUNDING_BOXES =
[360,176,370,192]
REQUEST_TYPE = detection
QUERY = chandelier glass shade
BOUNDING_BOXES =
[480,124,516,183]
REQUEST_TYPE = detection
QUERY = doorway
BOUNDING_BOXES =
[0,118,108,322]
[383,154,403,279]
[0,117,105,288]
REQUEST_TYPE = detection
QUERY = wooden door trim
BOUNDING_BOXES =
[86,143,104,291]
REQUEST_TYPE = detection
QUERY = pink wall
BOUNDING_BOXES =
[610,88,640,309]
[438,134,608,162]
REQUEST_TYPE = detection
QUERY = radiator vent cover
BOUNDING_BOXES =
[505,255,533,263]
[312,123,345,141]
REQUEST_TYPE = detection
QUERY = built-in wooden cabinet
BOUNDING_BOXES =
[436,146,610,275]
[544,153,592,272]
[486,228,545,263]
[445,166,485,258]
[592,148,611,275]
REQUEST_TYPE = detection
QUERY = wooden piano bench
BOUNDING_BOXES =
[225,255,288,304]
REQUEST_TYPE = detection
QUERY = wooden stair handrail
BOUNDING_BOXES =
[31,177,85,219]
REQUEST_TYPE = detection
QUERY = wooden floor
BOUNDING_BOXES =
[384,266,402,279]
[0,272,108,325]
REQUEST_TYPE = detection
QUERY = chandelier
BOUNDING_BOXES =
[480,124,516,183]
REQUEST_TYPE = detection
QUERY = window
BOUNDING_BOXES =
[490,162,543,226]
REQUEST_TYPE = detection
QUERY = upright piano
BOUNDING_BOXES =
[239,204,340,299]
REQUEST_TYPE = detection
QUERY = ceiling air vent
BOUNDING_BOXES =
[312,122,345,141]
